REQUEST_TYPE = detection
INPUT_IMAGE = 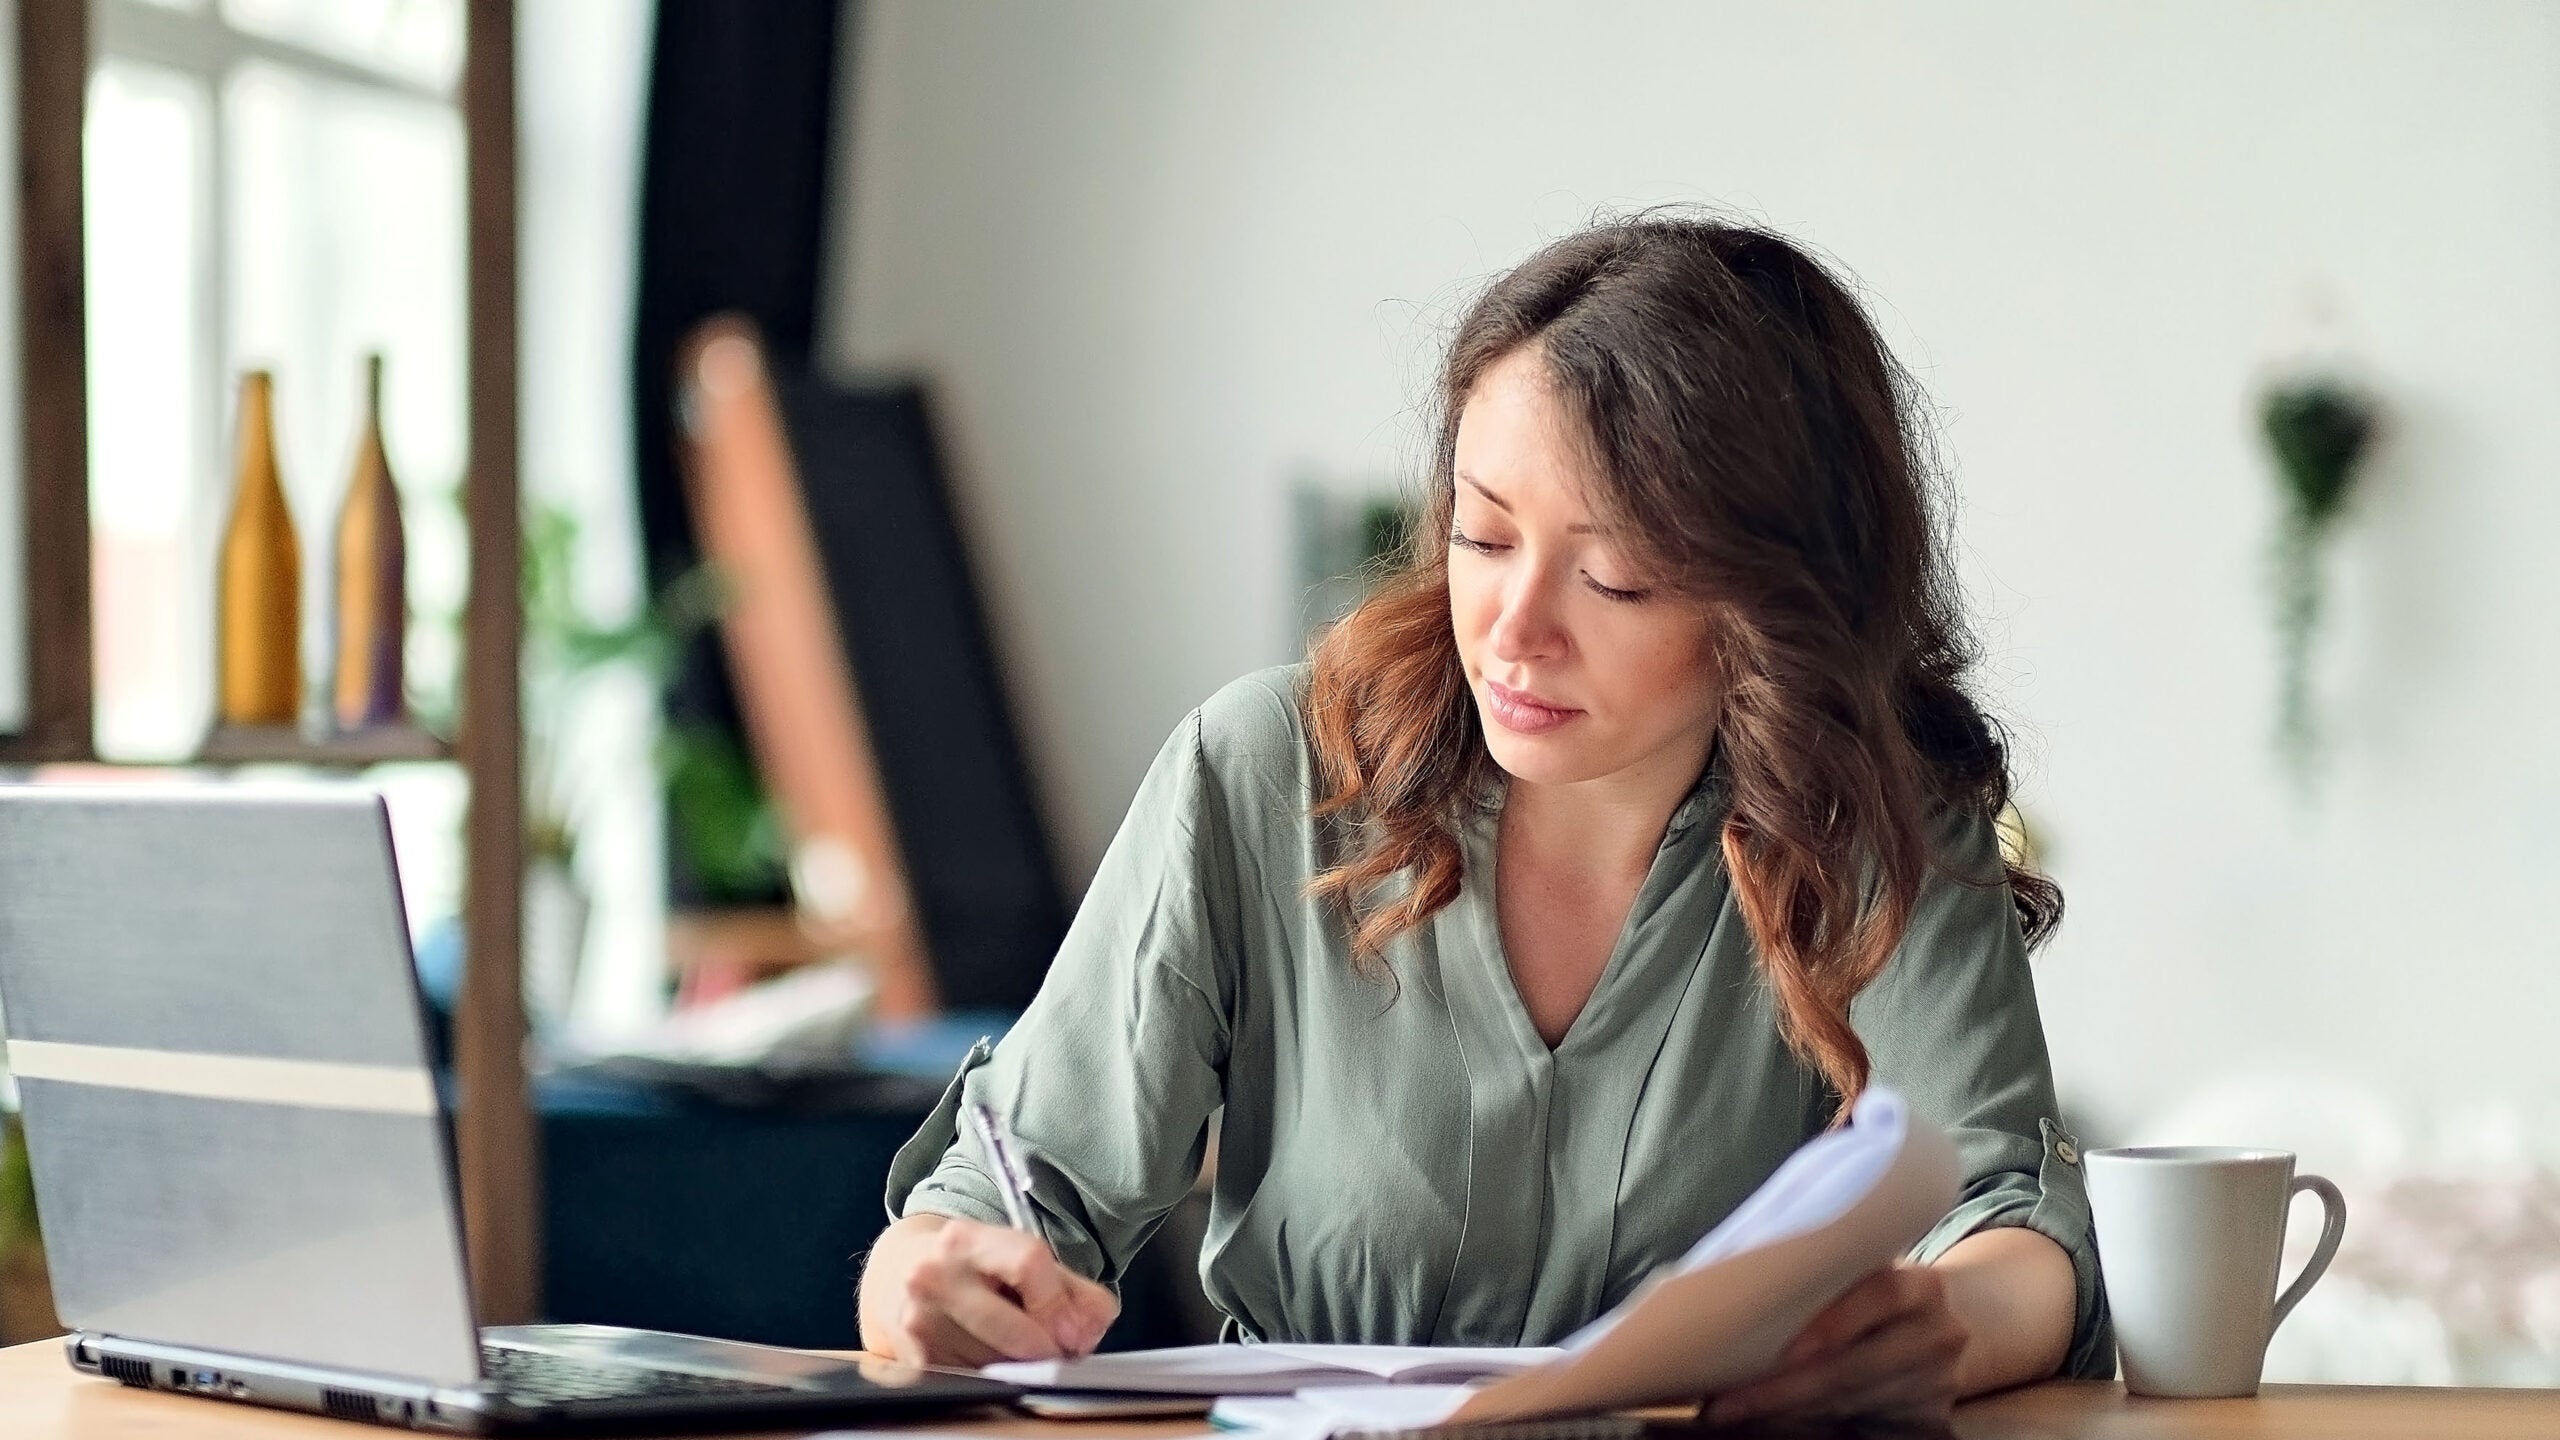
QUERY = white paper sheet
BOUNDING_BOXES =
[1445,1085,1958,1423]
[1210,1384,1482,1436]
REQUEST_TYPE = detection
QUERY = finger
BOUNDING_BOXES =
[965,1229,1097,1351]
[940,1275,1067,1360]
[1720,1322,1955,1414]
[1062,1272,1121,1353]
[876,1295,1003,1368]
[1782,1266,1930,1366]
[955,1224,1121,1354]
[908,1308,1004,1369]
[1710,1311,1962,1424]
[1780,1311,1958,1411]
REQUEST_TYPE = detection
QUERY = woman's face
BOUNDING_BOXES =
[1447,345,1723,798]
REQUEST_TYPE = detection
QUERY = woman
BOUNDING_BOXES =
[858,213,2109,1423]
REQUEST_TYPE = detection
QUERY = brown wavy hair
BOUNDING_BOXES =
[1304,211,2060,1114]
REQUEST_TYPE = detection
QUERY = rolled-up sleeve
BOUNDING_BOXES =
[1848,804,2114,1380]
[884,707,1238,1287]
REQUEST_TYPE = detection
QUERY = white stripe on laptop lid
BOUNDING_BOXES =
[5,1039,437,1115]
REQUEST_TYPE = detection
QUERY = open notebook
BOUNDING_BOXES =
[988,1085,1958,1425]
[986,1343,1560,1396]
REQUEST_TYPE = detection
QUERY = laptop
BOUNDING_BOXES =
[0,784,1021,1432]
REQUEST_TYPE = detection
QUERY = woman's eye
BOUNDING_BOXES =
[1448,527,1506,554]
[1583,574,1649,604]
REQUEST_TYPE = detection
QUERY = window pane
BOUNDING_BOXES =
[227,59,467,724]
[86,60,212,761]
[220,0,462,94]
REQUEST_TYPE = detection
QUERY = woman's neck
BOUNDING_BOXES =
[1498,728,1718,884]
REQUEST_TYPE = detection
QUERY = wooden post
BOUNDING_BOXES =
[4,0,93,765]
[457,0,537,1325]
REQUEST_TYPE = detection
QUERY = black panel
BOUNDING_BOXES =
[632,0,841,598]
[774,379,1067,1012]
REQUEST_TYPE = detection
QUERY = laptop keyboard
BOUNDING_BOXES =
[480,1344,798,1405]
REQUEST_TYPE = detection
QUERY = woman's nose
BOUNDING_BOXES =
[1488,573,1564,663]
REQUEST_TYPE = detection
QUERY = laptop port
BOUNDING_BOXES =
[193,1370,218,1388]
[169,1369,189,1387]
[228,1381,250,1398]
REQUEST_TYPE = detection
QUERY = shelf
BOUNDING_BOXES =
[193,722,454,768]
[1,0,536,1326]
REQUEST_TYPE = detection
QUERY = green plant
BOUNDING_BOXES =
[0,1111,36,1262]
[1292,483,1420,639]
[518,504,724,864]
[415,500,784,898]
[2259,377,2379,785]
[519,505,788,902]
[655,722,788,903]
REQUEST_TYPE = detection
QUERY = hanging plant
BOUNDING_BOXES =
[2257,376,2379,784]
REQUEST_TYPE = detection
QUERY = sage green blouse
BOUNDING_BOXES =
[886,665,2112,1378]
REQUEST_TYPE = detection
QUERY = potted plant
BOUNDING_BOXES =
[420,500,764,1031]
[0,1101,61,1342]
[2258,375,2380,787]
[518,504,772,1027]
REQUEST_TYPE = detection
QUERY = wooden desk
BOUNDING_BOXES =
[1950,1379,2560,1439]
[3,1341,2556,1439]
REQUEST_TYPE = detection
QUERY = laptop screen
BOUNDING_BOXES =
[0,786,482,1385]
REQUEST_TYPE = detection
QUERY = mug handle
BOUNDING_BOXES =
[2270,1173,2347,1332]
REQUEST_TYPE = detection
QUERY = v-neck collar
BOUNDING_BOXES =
[1429,746,1736,1343]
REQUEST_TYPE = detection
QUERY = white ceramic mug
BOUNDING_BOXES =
[2082,1146,2347,1398]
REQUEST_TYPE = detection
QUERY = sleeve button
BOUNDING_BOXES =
[2055,1140,2079,1165]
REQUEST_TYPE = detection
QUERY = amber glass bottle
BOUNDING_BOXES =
[215,370,302,728]
[331,354,407,730]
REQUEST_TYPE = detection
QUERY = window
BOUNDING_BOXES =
[83,0,665,1035]
[86,0,468,766]
[83,0,469,939]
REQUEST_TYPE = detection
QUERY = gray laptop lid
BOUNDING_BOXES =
[0,786,481,1385]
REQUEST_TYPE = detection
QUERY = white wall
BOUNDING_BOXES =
[824,1,2560,1163]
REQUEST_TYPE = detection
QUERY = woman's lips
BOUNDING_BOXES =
[1483,678,1583,736]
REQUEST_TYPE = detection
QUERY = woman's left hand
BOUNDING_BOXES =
[1702,1262,1969,1427]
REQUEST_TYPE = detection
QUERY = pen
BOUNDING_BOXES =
[964,1100,1040,1235]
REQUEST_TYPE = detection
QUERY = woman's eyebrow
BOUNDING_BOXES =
[1458,472,1599,534]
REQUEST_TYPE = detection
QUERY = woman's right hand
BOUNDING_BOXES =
[858,1213,1121,1366]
